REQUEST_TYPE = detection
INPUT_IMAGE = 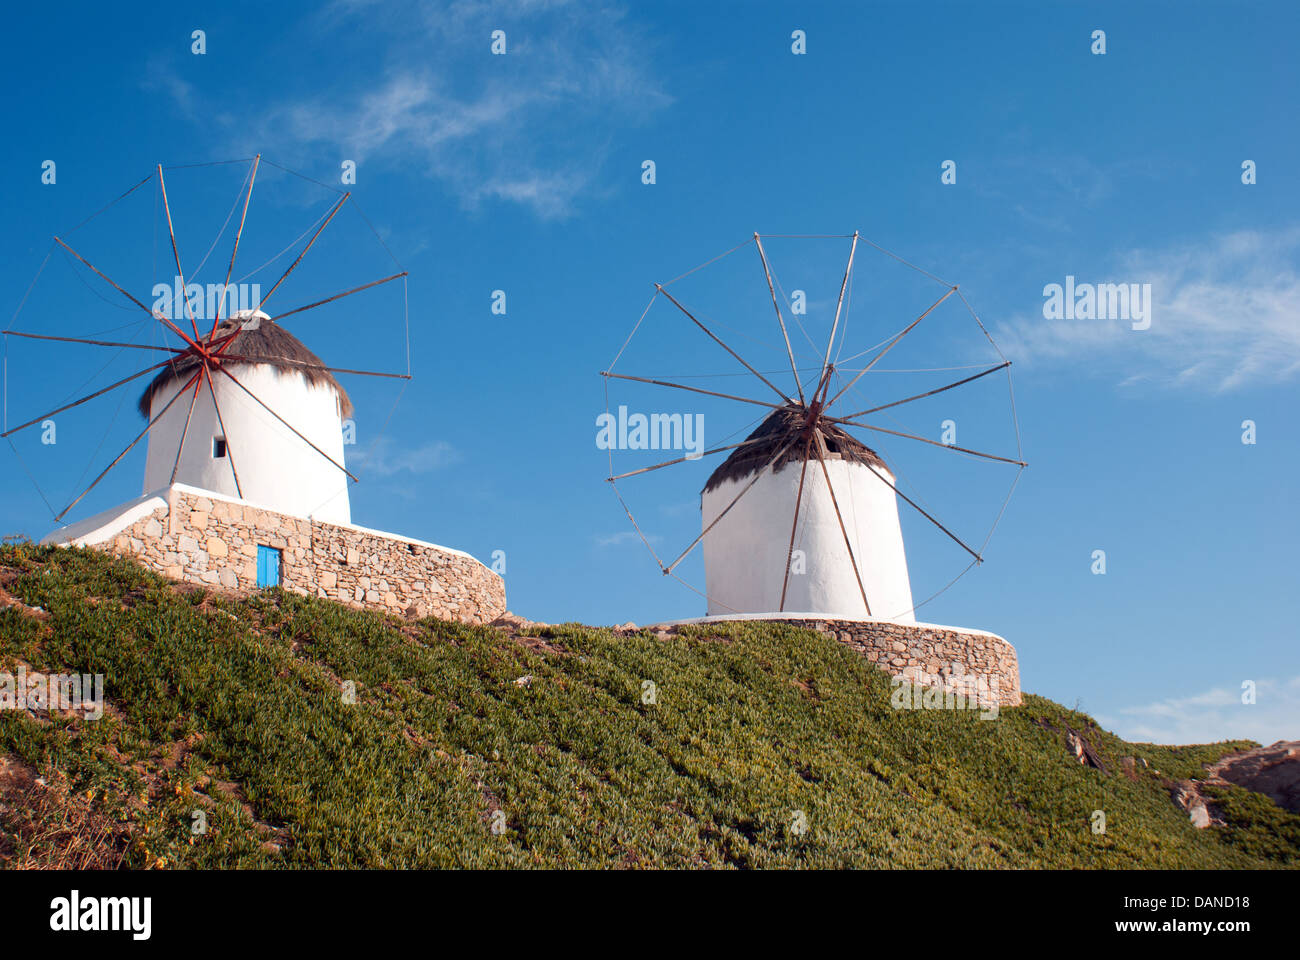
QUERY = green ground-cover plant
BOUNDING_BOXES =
[1,542,1292,869]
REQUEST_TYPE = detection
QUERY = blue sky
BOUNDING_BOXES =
[1,1,1297,746]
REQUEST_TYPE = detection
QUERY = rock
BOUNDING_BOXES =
[190,511,209,530]
[207,537,228,559]
[1171,782,1226,828]
[319,570,336,590]
[1066,732,1087,764]
[1207,741,1300,813]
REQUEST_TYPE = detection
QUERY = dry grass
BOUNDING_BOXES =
[0,759,128,870]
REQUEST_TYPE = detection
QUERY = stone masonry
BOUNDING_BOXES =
[760,617,1022,706]
[93,487,506,624]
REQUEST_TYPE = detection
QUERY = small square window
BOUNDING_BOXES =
[212,437,227,459]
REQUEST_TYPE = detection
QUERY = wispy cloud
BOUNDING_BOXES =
[149,1,669,220]
[997,227,1300,391]
[142,56,196,113]
[1096,675,1300,746]
[351,436,461,477]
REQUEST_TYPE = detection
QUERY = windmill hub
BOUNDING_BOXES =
[701,405,915,622]
[140,318,355,524]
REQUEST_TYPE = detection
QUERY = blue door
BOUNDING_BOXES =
[256,545,281,588]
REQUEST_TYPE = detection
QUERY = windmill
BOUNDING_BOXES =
[601,232,1026,623]
[3,155,410,530]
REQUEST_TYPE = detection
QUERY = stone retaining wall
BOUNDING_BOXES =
[762,617,1022,707]
[91,487,506,624]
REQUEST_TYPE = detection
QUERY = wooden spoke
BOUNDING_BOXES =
[600,371,784,412]
[606,435,769,482]
[825,286,958,408]
[157,164,202,340]
[214,354,411,380]
[270,272,408,325]
[826,416,1027,467]
[653,284,794,405]
[806,361,836,412]
[259,192,350,309]
[56,369,202,521]
[851,450,983,562]
[52,237,205,354]
[53,237,154,315]
[213,363,358,482]
[213,153,261,336]
[663,435,800,574]
[169,375,204,484]
[754,233,804,405]
[820,231,859,382]
[835,361,1011,420]
[779,433,815,612]
[811,430,871,616]
[2,331,185,354]
[208,329,242,353]
[0,355,182,439]
[203,365,243,499]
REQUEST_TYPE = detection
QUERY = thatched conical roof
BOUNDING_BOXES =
[137,317,352,419]
[703,405,887,493]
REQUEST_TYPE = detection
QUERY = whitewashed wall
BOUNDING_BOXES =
[701,457,915,622]
[141,363,351,524]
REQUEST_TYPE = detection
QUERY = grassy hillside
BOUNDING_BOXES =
[1,542,1295,869]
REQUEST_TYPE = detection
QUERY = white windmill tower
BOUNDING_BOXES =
[139,309,354,524]
[602,231,1025,624]
[1,155,409,530]
[700,405,915,621]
